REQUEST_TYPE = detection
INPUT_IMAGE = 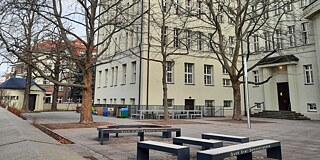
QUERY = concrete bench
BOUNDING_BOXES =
[202,133,249,143]
[98,127,181,144]
[173,136,223,150]
[137,141,190,160]
[197,139,282,160]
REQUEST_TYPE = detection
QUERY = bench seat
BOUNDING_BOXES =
[137,141,190,160]
[202,133,249,143]
[197,139,281,160]
[173,136,223,150]
[98,127,181,144]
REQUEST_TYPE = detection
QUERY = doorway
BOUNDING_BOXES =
[277,82,291,111]
[28,94,37,111]
[184,99,194,110]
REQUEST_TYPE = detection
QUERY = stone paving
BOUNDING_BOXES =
[23,111,320,160]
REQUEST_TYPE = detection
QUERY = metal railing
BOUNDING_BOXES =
[94,104,225,117]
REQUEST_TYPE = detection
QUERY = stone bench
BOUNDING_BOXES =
[173,136,223,150]
[197,139,282,160]
[137,141,190,160]
[98,127,181,145]
[202,133,249,143]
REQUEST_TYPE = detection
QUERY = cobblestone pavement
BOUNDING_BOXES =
[23,112,320,160]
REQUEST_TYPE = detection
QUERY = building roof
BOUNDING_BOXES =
[257,55,299,66]
[0,78,45,91]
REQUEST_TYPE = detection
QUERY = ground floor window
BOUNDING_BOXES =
[45,94,52,103]
[223,100,232,108]
[57,97,62,103]
[307,103,317,112]
[205,100,215,107]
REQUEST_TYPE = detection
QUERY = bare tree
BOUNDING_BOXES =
[1,0,144,123]
[183,0,299,120]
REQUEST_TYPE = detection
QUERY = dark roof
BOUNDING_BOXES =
[0,78,44,90]
[257,55,299,66]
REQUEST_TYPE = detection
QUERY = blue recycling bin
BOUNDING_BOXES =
[102,107,108,116]
[120,108,128,118]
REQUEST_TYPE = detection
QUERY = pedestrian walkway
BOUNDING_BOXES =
[23,111,320,160]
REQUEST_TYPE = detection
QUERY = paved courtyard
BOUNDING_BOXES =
[23,111,320,160]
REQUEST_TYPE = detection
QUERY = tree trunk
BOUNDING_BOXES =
[22,64,31,112]
[162,62,169,122]
[232,79,242,120]
[51,84,58,111]
[80,68,93,123]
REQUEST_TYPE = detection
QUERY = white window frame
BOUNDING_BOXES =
[174,28,180,48]
[185,63,194,84]
[111,67,114,86]
[264,31,271,51]
[166,61,174,83]
[307,103,317,112]
[288,25,295,47]
[58,86,64,92]
[43,79,50,85]
[223,78,231,86]
[104,69,108,86]
[204,65,213,85]
[131,61,137,84]
[122,64,127,85]
[304,64,314,84]
[223,67,228,75]
[197,31,202,51]
[57,97,62,103]
[161,26,168,46]
[186,30,191,49]
[167,99,174,107]
[302,22,309,45]
[205,100,215,107]
[130,98,135,105]
[286,0,293,11]
[98,70,102,87]
[223,100,232,108]
[275,29,282,49]
[301,0,310,7]
[197,1,202,18]
[253,70,259,86]
[66,97,72,103]
[253,35,259,52]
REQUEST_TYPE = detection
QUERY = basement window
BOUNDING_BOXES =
[307,103,317,112]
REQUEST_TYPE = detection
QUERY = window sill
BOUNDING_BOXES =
[185,83,195,85]
[130,82,136,84]
[103,86,107,88]
[121,83,126,86]
[305,83,314,85]
[307,110,317,112]
[205,84,214,86]
[166,82,174,84]
[223,85,232,87]
[252,85,259,88]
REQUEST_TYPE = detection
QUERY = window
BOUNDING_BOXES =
[167,99,174,107]
[205,100,215,107]
[174,0,179,14]
[114,98,117,104]
[115,66,118,86]
[286,0,293,12]
[223,100,232,107]
[185,63,194,84]
[204,65,213,85]
[197,32,203,51]
[186,0,191,13]
[253,70,259,86]
[66,97,72,103]
[288,25,295,47]
[255,102,262,109]
[307,103,317,112]
[103,99,107,104]
[197,1,202,18]
[104,69,108,86]
[301,0,310,7]
[57,97,62,103]
[228,17,234,25]
[229,36,235,44]
[174,28,180,48]
[45,94,52,103]
[218,5,223,12]
[229,47,234,55]
[186,30,191,49]
[264,31,271,51]
[275,29,282,49]
[97,99,101,104]
[223,67,228,74]
[274,3,280,15]
[163,0,167,12]
[59,86,64,92]
[217,15,223,23]
[131,61,136,83]
[77,97,82,103]
[253,35,259,52]
[110,98,113,104]
[122,64,127,85]
[161,26,168,46]
[130,98,135,105]
[125,32,128,49]
[166,61,174,83]
[121,98,125,105]
[223,79,231,86]
[98,70,102,87]
[302,22,309,45]
[43,79,50,85]
[304,65,314,84]
[111,67,114,86]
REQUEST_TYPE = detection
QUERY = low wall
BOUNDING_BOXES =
[0,108,84,160]
[43,103,77,111]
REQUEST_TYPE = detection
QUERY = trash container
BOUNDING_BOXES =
[92,106,97,115]
[102,107,108,116]
[120,108,128,118]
